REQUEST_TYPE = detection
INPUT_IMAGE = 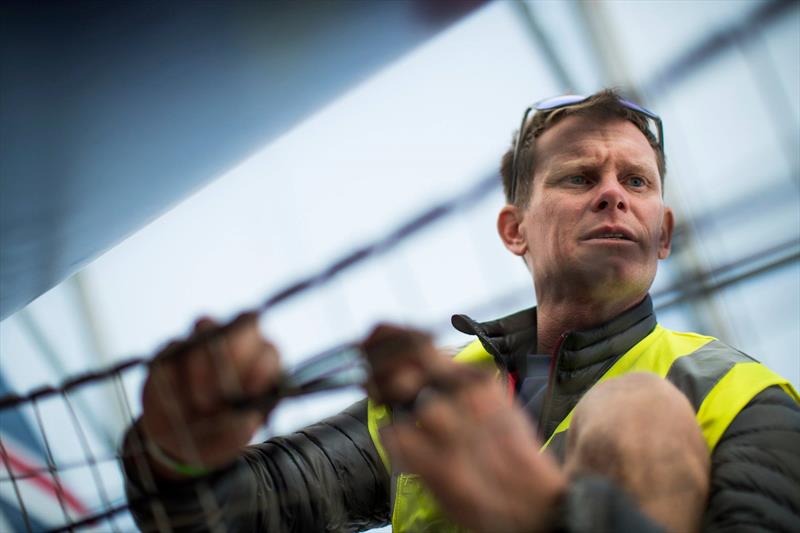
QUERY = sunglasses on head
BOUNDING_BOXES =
[509,94,664,203]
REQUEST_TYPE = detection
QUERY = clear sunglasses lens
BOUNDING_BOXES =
[619,98,655,118]
[535,94,587,110]
[527,94,663,152]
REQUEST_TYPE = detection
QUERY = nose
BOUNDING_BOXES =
[592,179,627,213]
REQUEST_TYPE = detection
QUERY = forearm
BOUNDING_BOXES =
[122,399,391,532]
[122,419,265,532]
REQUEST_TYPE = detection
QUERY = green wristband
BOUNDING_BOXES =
[145,437,211,478]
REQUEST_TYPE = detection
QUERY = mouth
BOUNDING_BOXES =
[582,227,636,242]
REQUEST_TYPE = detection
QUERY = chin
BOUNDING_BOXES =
[580,262,652,299]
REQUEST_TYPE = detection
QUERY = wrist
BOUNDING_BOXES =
[509,460,568,533]
[144,435,211,479]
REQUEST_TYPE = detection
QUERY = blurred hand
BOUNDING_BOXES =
[362,323,455,407]
[363,324,567,533]
[140,312,281,478]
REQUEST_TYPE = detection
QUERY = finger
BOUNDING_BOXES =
[385,423,481,518]
[187,312,275,411]
[185,315,241,411]
[225,312,281,399]
[362,323,434,372]
[240,339,281,398]
[475,410,537,484]
[413,372,510,457]
[145,350,182,409]
[381,422,440,477]
[205,312,262,401]
[222,312,262,361]
[148,341,190,409]
[372,359,427,405]
[453,371,508,423]
[192,316,217,334]
[413,388,464,449]
[206,332,244,400]
[430,361,490,391]
[362,324,439,404]
[186,337,221,413]
[183,317,225,410]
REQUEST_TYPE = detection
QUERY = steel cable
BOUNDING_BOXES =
[0,172,500,532]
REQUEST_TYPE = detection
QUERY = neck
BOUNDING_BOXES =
[535,294,644,355]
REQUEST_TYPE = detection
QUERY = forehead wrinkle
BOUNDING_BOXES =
[535,116,658,173]
[538,134,611,169]
[543,142,657,177]
[541,149,607,176]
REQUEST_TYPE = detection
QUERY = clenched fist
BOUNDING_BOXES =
[140,312,282,478]
[362,324,567,533]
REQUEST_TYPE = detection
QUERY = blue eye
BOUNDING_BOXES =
[629,176,646,187]
[567,175,587,185]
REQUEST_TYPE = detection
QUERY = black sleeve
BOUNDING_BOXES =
[702,385,800,532]
[123,399,391,532]
[556,475,665,533]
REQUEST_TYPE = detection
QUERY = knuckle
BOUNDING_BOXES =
[192,316,217,333]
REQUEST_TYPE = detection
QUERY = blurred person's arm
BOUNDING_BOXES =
[122,400,390,532]
[121,314,390,532]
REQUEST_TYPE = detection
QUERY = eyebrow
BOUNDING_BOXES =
[547,157,657,176]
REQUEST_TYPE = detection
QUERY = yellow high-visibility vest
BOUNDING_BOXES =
[367,325,799,533]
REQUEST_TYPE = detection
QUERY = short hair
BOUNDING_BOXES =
[500,89,667,207]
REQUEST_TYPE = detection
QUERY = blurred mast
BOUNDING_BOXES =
[14,309,116,451]
[70,273,128,439]
[512,1,577,91]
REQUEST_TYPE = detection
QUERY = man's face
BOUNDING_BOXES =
[513,114,673,302]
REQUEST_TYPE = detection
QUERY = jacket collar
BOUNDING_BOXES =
[451,295,657,376]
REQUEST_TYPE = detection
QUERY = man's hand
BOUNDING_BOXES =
[140,312,281,478]
[362,324,451,406]
[363,324,567,533]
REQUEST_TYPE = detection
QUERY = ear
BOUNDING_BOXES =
[657,206,674,260]
[497,204,528,257]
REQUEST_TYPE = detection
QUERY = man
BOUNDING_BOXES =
[124,90,800,532]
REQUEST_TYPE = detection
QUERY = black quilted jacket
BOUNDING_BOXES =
[124,297,800,532]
